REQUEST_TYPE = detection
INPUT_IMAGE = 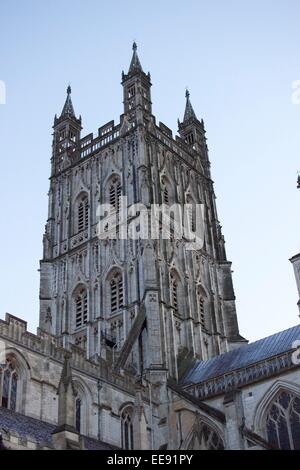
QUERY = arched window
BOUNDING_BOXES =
[74,287,88,328]
[109,177,122,212]
[161,175,172,206]
[77,195,89,232]
[199,296,205,327]
[185,132,194,146]
[121,407,134,450]
[170,271,179,311]
[0,357,18,411]
[163,186,169,204]
[187,420,224,450]
[73,381,90,436]
[265,390,300,449]
[75,397,81,433]
[186,196,196,232]
[110,272,124,314]
[197,287,207,329]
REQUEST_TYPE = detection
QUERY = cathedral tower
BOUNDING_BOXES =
[39,44,245,381]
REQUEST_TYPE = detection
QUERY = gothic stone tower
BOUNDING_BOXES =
[39,44,245,381]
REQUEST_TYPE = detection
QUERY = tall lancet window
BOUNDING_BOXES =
[186,196,196,233]
[197,287,207,329]
[199,297,205,327]
[265,391,300,449]
[75,397,81,433]
[163,186,169,204]
[77,195,89,232]
[110,272,124,314]
[128,85,135,98]
[0,357,18,411]
[75,287,88,328]
[121,407,134,450]
[161,176,171,205]
[109,177,122,213]
[170,271,179,311]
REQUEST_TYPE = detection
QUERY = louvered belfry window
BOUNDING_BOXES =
[170,273,178,310]
[78,196,89,232]
[110,272,123,314]
[163,186,169,204]
[75,288,88,328]
[109,179,121,212]
[199,296,205,327]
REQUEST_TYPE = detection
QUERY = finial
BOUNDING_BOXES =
[183,87,197,122]
[128,41,143,73]
[60,84,76,118]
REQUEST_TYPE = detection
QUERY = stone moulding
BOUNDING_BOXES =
[184,350,299,399]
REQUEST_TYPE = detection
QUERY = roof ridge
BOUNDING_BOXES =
[182,323,300,386]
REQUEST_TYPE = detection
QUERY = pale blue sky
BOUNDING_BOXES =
[0,0,299,341]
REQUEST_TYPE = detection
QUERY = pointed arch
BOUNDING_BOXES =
[74,191,89,233]
[72,376,93,436]
[105,267,124,317]
[185,192,196,233]
[182,414,224,450]
[4,347,31,373]
[105,174,122,212]
[196,284,209,330]
[0,349,30,414]
[161,175,174,205]
[72,283,88,329]
[110,273,124,315]
[185,183,198,204]
[119,404,135,450]
[254,380,300,449]
[170,268,181,312]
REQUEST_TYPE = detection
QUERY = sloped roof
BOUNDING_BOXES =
[182,324,300,386]
[83,436,118,450]
[168,382,225,423]
[128,42,143,73]
[183,89,197,121]
[0,407,55,446]
[0,407,114,449]
[60,85,76,118]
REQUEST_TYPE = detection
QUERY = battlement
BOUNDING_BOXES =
[80,120,120,158]
[0,313,138,395]
[77,114,206,177]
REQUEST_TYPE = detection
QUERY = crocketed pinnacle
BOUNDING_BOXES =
[183,88,197,121]
[128,42,143,73]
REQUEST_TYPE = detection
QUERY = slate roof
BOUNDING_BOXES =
[0,407,114,449]
[182,324,300,386]
[168,382,226,423]
[0,407,55,446]
[83,436,117,450]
